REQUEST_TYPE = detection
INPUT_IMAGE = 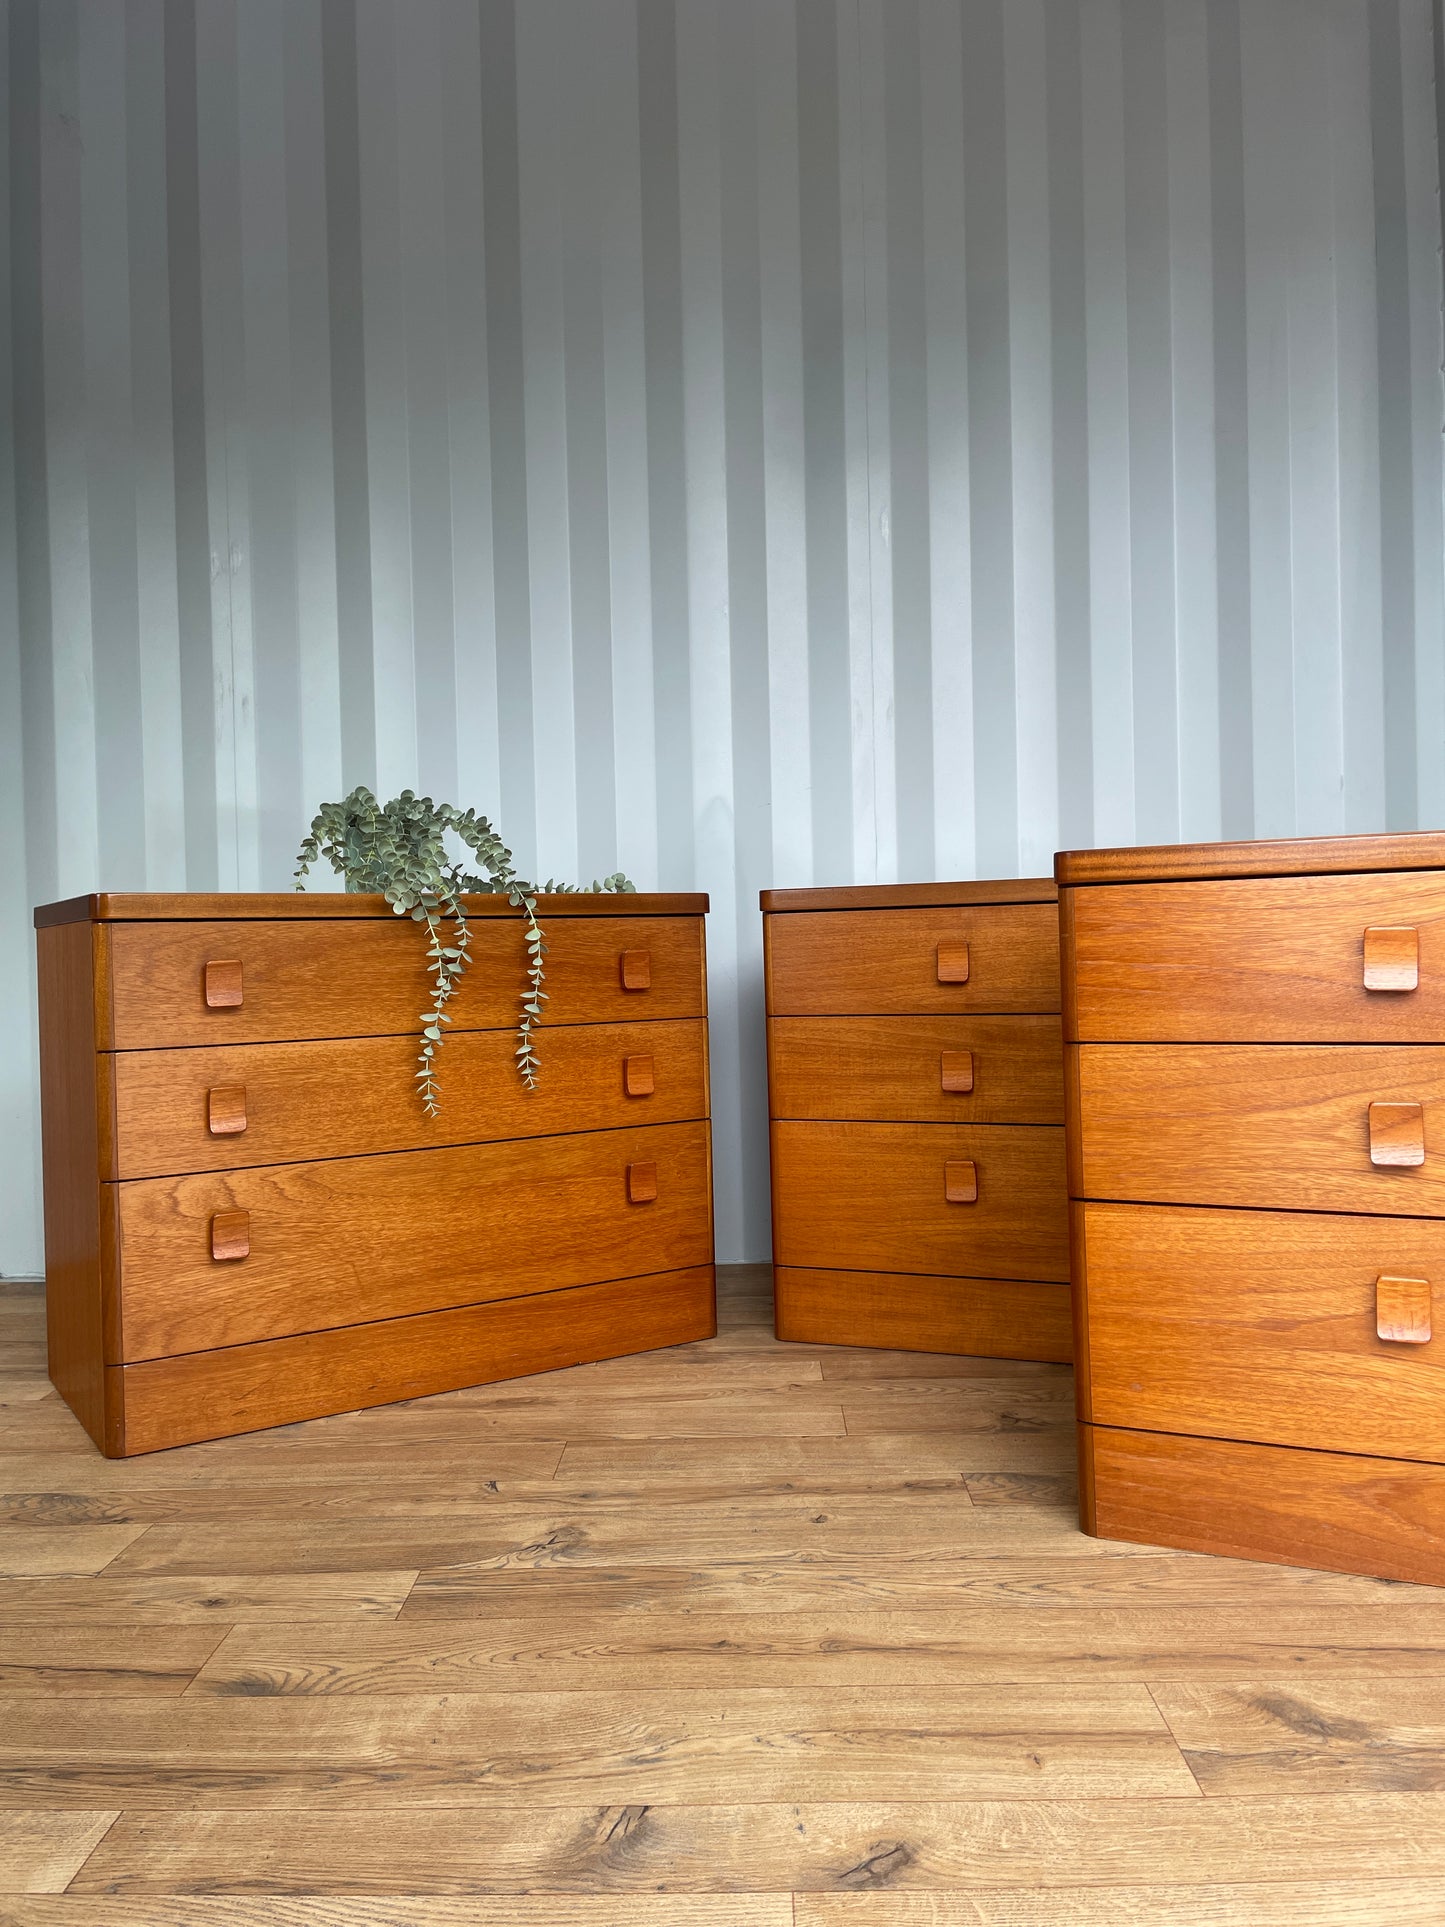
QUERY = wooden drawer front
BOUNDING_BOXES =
[1079,1202,1445,1461]
[1067,871,1445,1042]
[775,1267,1073,1362]
[770,1121,1068,1282]
[1075,1043,1445,1215]
[105,1019,709,1179]
[103,916,705,1049]
[1083,1424,1445,1588]
[114,1119,713,1361]
[768,1016,1064,1126]
[766,906,1060,1016]
[107,1267,717,1456]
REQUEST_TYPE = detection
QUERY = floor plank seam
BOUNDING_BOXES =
[59,1807,124,1893]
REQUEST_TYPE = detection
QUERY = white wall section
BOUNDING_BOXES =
[4,0,1443,1271]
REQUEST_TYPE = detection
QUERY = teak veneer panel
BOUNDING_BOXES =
[770,1121,1068,1282]
[115,1119,713,1360]
[760,878,1056,912]
[34,923,109,1447]
[1056,828,1445,885]
[1067,871,1445,1043]
[105,1266,716,1455]
[765,904,1061,1016]
[101,914,706,1049]
[767,1015,1064,1126]
[37,889,710,925]
[1073,1042,1445,1216]
[1078,1202,1445,1461]
[775,1267,1072,1362]
[1082,1424,1445,1587]
[105,1018,708,1179]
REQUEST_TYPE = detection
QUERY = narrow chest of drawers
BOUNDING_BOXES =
[1059,832,1445,1587]
[761,880,1071,1362]
[35,890,715,1455]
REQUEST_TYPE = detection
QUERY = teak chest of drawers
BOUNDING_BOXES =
[761,880,1071,1361]
[1059,831,1445,1586]
[34,890,714,1455]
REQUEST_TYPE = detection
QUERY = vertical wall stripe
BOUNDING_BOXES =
[5,0,1445,1273]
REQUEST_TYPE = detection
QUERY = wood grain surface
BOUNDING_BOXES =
[1078,1202,1445,1460]
[760,880,1057,911]
[1065,870,1445,1043]
[1084,1424,1445,1586]
[4,1267,1445,1910]
[104,1019,708,1179]
[765,905,1061,1016]
[774,1268,1072,1361]
[114,1120,713,1359]
[1055,828,1445,885]
[770,1120,1069,1281]
[767,1015,1065,1125]
[1073,1042,1445,1215]
[36,892,710,926]
[101,915,706,1049]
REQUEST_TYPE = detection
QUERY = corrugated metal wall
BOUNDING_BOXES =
[4,0,1443,1274]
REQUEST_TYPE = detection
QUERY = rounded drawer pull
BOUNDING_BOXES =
[627,1161,658,1204]
[1376,1273,1432,1344]
[944,1157,977,1203]
[624,1054,655,1098]
[210,1210,250,1261]
[940,1050,974,1093]
[203,959,244,1008]
[936,942,970,984]
[1363,926,1419,993]
[621,949,652,991]
[1368,1100,1425,1168]
[207,1085,248,1136]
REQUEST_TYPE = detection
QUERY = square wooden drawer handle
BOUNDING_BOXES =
[941,1050,974,1094]
[204,959,244,1008]
[944,1158,977,1203]
[1376,1273,1432,1344]
[210,1210,250,1261]
[1369,1100,1425,1168]
[1363,926,1419,993]
[207,1085,248,1136]
[627,1161,658,1204]
[624,1054,655,1097]
[621,949,652,991]
[936,942,970,985]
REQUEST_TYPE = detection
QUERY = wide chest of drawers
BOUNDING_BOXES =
[1059,831,1445,1586]
[761,880,1071,1361]
[34,890,714,1455]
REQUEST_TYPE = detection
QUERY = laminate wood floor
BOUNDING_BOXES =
[2,1265,1445,1923]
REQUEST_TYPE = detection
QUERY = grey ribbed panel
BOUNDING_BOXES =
[5,0,1445,1273]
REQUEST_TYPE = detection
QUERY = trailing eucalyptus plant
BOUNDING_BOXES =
[295,787,633,1113]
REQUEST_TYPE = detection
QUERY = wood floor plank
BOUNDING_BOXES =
[0,1441,567,1491]
[0,1528,147,1578]
[0,1902,793,1926]
[399,1547,1426,1618]
[1153,1678,1445,1793]
[184,1603,1445,1695]
[98,1499,1107,1577]
[62,1796,1445,1893]
[0,1626,226,1696]
[819,1353,1073,1381]
[837,1385,1075,1435]
[554,1433,1077,1485]
[0,1814,116,1895]
[0,1573,417,1625]
[964,1473,1077,1508]
[792,1884,1445,1924]
[0,1685,1198,1804]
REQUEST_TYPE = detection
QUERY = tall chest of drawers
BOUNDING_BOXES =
[35,890,714,1456]
[1059,832,1445,1586]
[762,880,1072,1361]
